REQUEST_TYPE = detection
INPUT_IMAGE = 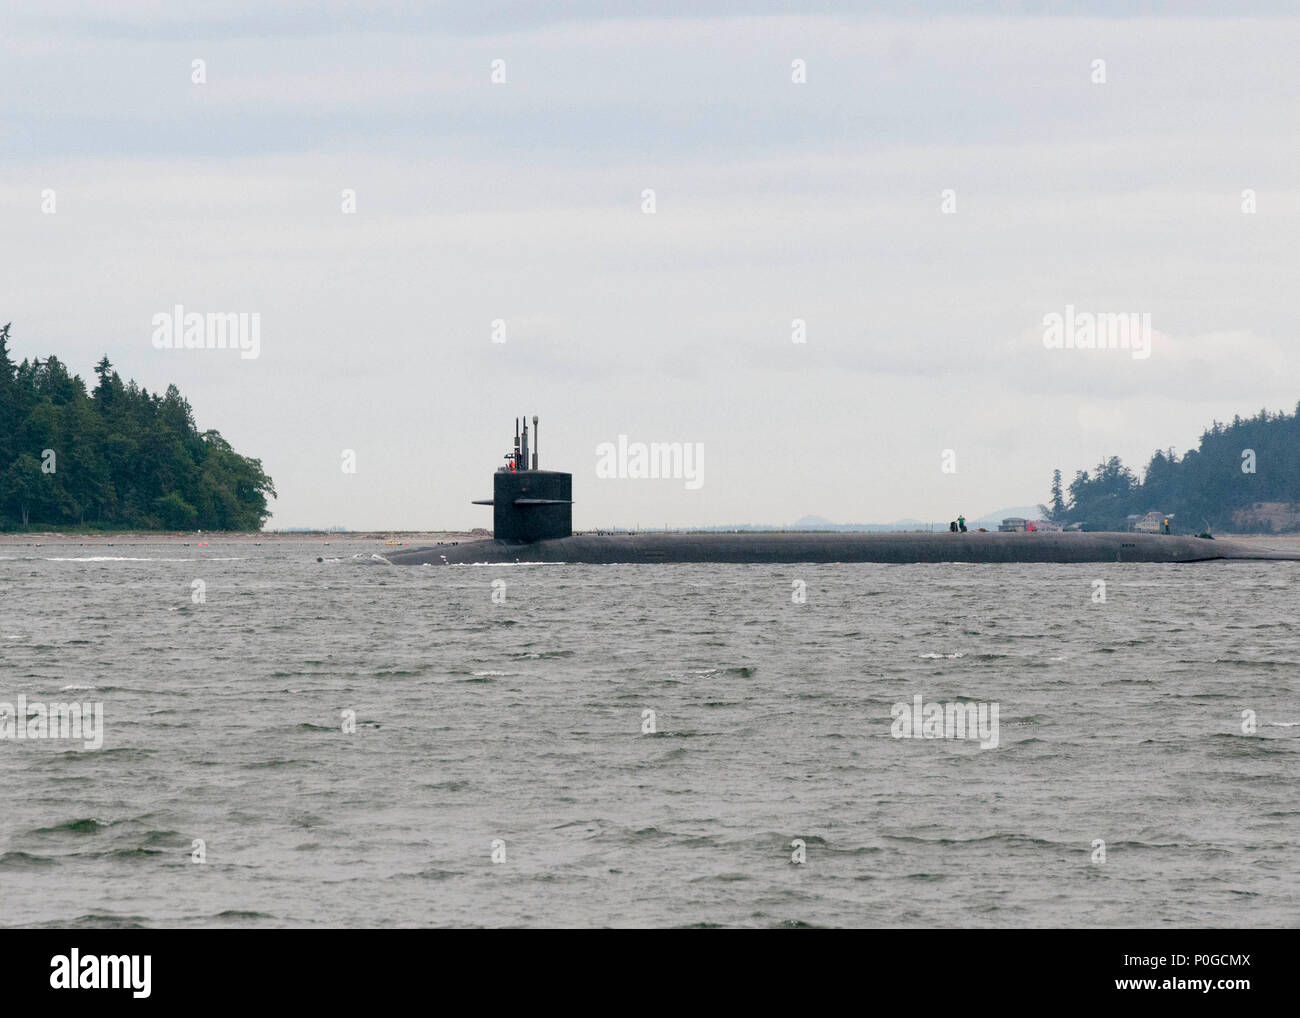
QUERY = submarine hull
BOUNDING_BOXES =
[375,531,1300,565]
[368,417,1300,567]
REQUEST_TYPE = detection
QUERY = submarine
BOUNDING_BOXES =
[372,416,1300,566]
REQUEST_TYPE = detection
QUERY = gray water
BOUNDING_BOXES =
[1,540,1296,928]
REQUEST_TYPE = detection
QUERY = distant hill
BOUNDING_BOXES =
[790,514,836,528]
[786,507,1044,531]
[679,508,1045,533]
[971,506,1044,526]
[788,514,936,531]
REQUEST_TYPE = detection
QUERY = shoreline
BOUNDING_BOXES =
[0,531,482,545]
[4,530,1299,552]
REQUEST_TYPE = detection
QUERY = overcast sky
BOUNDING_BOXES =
[3,2,1297,529]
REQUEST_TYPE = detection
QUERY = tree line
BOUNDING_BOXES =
[0,323,276,530]
[1043,403,1300,532]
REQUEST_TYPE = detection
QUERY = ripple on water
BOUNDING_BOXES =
[2,550,1297,927]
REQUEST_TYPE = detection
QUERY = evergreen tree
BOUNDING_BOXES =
[0,326,275,531]
[1048,404,1300,532]
[1048,469,1065,520]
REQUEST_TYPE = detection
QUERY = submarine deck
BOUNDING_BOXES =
[369,531,1300,566]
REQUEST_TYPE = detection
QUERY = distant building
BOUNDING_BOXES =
[1132,510,1166,533]
[997,517,1062,532]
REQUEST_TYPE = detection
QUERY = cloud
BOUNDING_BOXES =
[1,10,1296,526]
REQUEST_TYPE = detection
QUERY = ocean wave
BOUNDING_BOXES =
[0,851,56,869]
[44,555,245,563]
[31,818,109,835]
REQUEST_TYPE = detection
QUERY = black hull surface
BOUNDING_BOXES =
[370,531,1300,565]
